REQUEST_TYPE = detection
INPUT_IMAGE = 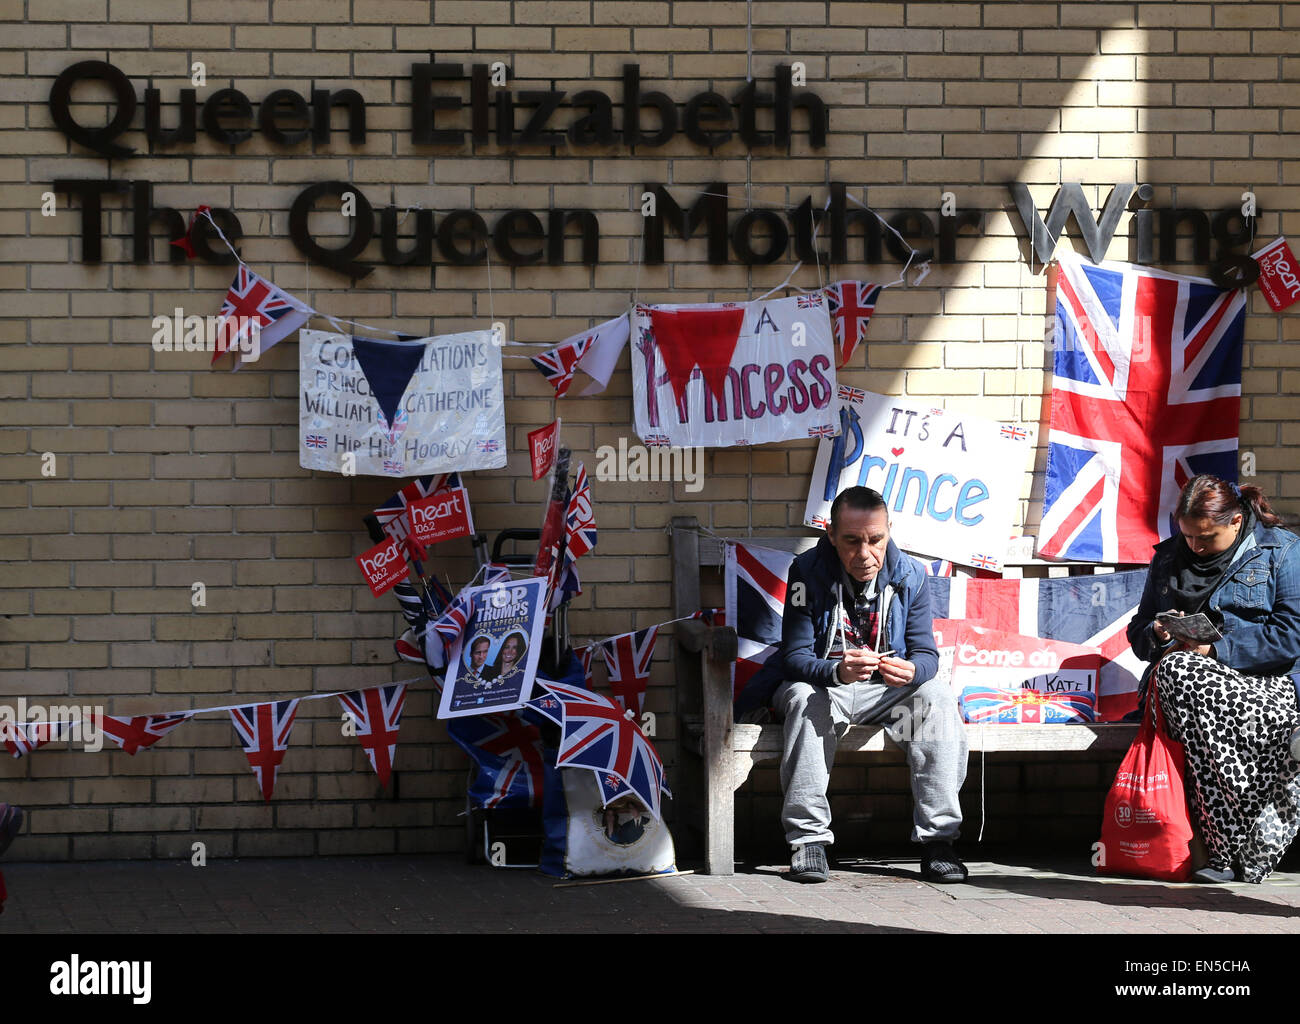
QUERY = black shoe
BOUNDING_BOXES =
[790,842,830,883]
[0,804,23,858]
[1192,864,1235,883]
[920,840,968,883]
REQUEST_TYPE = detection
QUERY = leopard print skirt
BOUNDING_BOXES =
[1154,650,1300,883]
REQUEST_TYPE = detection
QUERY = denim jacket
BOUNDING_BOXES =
[1126,520,1300,683]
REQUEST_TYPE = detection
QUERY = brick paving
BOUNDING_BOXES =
[2,852,1298,934]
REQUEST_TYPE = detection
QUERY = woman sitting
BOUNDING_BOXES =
[1127,474,1300,883]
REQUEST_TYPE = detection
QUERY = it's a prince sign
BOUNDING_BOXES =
[299,329,505,477]
[804,391,1033,572]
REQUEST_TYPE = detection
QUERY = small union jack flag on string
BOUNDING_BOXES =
[807,425,836,439]
[969,553,999,570]
[601,626,659,721]
[796,293,823,308]
[530,334,594,398]
[338,683,407,789]
[229,699,300,801]
[2,720,74,758]
[1000,425,1029,441]
[211,264,313,366]
[304,434,328,449]
[824,280,883,367]
[644,434,672,448]
[837,384,866,403]
[476,440,501,454]
[97,712,194,756]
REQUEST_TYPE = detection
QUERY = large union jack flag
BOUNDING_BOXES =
[97,712,194,756]
[600,626,658,720]
[338,683,407,788]
[212,264,312,366]
[229,699,300,801]
[531,334,594,398]
[1039,254,1244,563]
[726,542,795,702]
[824,280,883,367]
[446,710,547,808]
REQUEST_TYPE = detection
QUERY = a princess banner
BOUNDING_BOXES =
[804,390,1034,572]
[299,329,505,477]
[630,293,837,448]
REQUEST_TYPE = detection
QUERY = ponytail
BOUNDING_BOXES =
[1238,483,1283,528]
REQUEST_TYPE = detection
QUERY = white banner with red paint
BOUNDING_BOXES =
[630,293,837,448]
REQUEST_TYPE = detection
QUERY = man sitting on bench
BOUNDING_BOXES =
[776,486,970,884]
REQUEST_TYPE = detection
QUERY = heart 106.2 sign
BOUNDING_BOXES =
[356,535,410,597]
[408,484,473,547]
[804,390,1034,572]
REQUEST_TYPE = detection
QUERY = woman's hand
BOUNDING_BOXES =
[1152,620,1173,643]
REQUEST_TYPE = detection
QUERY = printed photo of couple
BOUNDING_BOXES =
[462,631,529,690]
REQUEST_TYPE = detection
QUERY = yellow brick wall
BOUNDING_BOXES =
[2,0,1298,860]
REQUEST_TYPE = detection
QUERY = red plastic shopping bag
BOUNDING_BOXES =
[1097,686,1194,881]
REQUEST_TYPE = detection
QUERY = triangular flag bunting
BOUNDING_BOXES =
[229,699,300,801]
[351,336,427,430]
[824,281,882,367]
[97,712,194,755]
[338,684,407,788]
[600,626,659,721]
[648,307,745,408]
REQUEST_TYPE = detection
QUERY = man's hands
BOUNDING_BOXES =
[836,649,916,687]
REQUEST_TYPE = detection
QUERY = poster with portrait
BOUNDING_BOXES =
[437,576,548,720]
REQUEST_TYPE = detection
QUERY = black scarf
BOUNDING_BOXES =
[1167,507,1253,614]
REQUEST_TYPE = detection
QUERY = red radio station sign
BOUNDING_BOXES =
[528,419,560,480]
[408,486,473,547]
[356,536,410,597]
[1253,236,1300,312]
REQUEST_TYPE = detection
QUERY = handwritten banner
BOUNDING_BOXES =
[630,293,837,448]
[804,391,1033,572]
[299,329,505,477]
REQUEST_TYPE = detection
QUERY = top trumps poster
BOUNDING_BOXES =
[630,293,837,448]
[299,329,506,477]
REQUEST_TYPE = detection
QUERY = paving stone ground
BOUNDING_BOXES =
[2,851,1299,935]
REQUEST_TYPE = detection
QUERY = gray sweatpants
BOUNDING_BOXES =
[775,676,968,848]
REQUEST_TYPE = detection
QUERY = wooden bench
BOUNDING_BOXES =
[669,515,1139,876]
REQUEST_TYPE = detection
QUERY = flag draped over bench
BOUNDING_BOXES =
[726,541,1148,721]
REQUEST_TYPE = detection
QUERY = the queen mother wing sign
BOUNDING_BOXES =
[300,329,506,477]
[630,293,838,448]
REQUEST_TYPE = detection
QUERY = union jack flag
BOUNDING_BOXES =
[2,720,74,758]
[563,462,597,562]
[542,680,668,819]
[212,264,312,366]
[530,334,594,398]
[97,712,194,756]
[432,587,474,646]
[810,514,830,529]
[969,553,999,570]
[574,644,597,688]
[837,384,866,403]
[807,424,836,438]
[600,626,659,720]
[383,406,409,448]
[476,440,501,454]
[304,434,328,449]
[824,280,882,367]
[338,683,407,788]
[959,687,1097,724]
[1039,254,1245,563]
[229,699,300,801]
[383,460,405,475]
[734,439,750,446]
[796,293,823,308]
[726,543,794,705]
[446,710,547,808]
[1000,425,1029,441]
[644,434,671,448]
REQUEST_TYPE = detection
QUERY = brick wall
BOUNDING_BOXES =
[2,1,1298,861]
